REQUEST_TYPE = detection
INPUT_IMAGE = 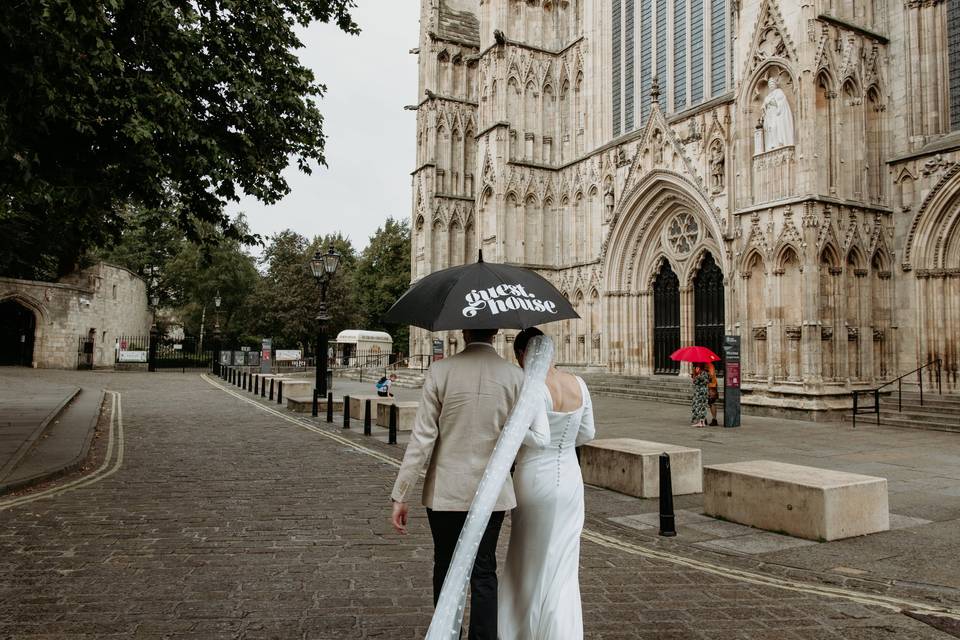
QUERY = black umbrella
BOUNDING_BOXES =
[384,252,579,331]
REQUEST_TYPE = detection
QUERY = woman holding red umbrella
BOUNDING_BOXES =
[669,346,721,428]
[690,363,711,428]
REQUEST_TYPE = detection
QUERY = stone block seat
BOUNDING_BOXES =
[703,460,889,542]
[579,438,702,498]
[277,380,312,398]
[376,401,419,431]
[348,395,382,420]
[285,396,343,414]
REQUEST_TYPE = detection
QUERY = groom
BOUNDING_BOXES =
[391,328,530,639]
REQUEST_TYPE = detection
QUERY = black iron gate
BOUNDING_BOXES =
[77,336,94,370]
[154,337,211,370]
[653,261,681,374]
[694,252,725,374]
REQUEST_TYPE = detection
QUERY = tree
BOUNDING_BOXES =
[161,222,260,343]
[251,230,361,351]
[355,217,412,354]
[0,0,359,280]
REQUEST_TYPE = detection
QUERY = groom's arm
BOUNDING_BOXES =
[390,369,441,506]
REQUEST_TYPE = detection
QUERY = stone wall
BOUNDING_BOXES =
[0,263,152,369]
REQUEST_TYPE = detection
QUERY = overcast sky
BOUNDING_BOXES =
[229,2,420,252]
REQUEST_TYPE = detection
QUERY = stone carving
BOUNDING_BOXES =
[785,325,802,340]
[753,326,768,340]
[666,212,699,257]
[603,189,615,222]
[709,141,725,193]
[761,79,794,151]
[847,327,859,341]
[872,328,884,341]
[681,119,702,144]
[921,154,956,177]
[821,325,834,341]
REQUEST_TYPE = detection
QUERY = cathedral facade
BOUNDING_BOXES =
[409,0,960,414]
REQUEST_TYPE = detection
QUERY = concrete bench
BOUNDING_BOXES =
[376,401,419,431]
[286,396,343,414]
[277,380,312,398]
[703,460,889,541]
[348,395,382,420]
[579,438,702,498]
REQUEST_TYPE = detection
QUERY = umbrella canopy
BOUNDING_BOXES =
[384,253,579,331]
[670,345,721,363]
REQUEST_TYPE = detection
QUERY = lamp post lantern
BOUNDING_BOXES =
[212,290,222,376]
[310,247,341,399]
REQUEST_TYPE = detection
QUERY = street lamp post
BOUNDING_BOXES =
[148,293,160,373]
[212,290,222,376]
[309,247,341,399]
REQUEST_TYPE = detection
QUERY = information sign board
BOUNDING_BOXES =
[722,335,741,428]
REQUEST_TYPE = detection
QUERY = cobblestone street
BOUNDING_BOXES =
[1,370,958,639]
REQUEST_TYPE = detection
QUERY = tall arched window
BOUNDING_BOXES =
[505,193,522,262]
[819,246,840,380]
[779,248,803,379]
[745,253,767,378]
[431,220,446,272]
[543,198,557,264]
[866,87,884,203]
[450,129,463,195]
[448,220,464,267]
[542,84,556,164]
[524,81,538,161]
[573,193,585,262]
[524,196,541,264]
[560,81,571,163]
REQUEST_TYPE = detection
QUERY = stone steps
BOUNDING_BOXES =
[847,391,960,432]
[580,373,710,406]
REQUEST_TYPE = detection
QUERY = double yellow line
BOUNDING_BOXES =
[204,373,960,621]
[0,391,125,512]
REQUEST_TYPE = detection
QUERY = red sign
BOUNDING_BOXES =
[726,363,741,388]
[120,340,128,350]
[262,349,271,361]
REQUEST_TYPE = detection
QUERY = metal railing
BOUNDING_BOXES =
[851,358,943,429]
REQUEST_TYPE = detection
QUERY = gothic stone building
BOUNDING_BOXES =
[409,0,960,415]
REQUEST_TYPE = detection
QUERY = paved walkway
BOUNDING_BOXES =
[0,374,78,481]
[0,369,958,639]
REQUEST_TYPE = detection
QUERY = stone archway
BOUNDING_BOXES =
[0,299,37,366]
[906,167,960,388]
[602,172,727,375]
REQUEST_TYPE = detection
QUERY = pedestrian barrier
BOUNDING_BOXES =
[364,399,372,436]
[312,389,319,417]
[326,392,334,423]
[269,378,274,401]
[659,453,676,537]
[277,380,283,404]
[388,405,398,445]
[343,395,351,428]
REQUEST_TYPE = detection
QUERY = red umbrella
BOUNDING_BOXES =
[670,346,721,363]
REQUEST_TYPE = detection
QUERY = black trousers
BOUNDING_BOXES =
[426,509,505,640]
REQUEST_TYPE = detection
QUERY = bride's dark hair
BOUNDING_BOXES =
[513,326,545,361]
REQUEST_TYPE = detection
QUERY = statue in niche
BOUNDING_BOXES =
[761,78,794,151]
[710,142,725,192]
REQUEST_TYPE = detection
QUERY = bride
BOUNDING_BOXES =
[499,327,596,639]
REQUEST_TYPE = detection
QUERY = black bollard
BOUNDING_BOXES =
[343,395,351,428]
[269,378,274,401]
[261,377,266,398]
[326,392,334,423]
[312,389,319,417]
[277,380,283,404]
[363,399,372,436]
[658,453,677,537]
[254,375,259,395]
[388,405,398,445]
[242,371,246,390]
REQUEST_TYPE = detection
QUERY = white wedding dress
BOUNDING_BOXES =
[498,376,596,640]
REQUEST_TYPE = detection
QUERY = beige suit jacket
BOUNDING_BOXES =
[391,343,532,511]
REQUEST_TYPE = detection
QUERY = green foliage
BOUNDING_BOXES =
[355,218,412,352]
[251,230,361,351]
[0,0,358,279]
